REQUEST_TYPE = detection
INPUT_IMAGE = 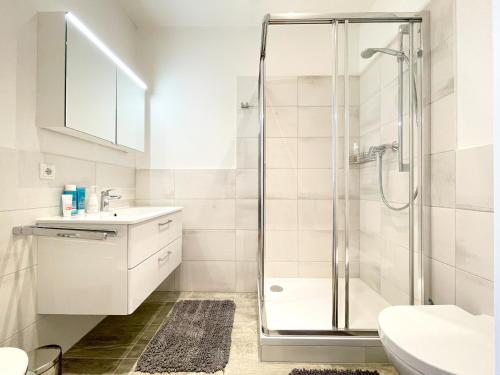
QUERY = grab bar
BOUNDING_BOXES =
[12,226,117,241]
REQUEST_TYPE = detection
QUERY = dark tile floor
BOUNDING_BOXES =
[62,292,397,375]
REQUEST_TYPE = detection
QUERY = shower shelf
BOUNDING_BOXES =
[349,152,376,165]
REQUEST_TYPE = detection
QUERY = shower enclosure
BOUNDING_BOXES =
[257,12,429,361]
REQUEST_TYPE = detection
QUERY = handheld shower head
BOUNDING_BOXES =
[360,47,406,60]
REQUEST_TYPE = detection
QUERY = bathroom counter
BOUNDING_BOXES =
[36,206,183,225]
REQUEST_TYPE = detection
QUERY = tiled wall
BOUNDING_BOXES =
[358,36,415,305]
[1,0,139,352]
[0,148,136,351]
[139,75,361,291]
[424,0,494,315]
[357,0,494,315]
[135,168,257,292]
[258,76,360,279]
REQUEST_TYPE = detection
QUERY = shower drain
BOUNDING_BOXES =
[270,285,283,292]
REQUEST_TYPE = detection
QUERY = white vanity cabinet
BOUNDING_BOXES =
[36,12,145,151]
[36,208,182,315]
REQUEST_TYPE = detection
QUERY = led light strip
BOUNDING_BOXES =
[65,12,147,90]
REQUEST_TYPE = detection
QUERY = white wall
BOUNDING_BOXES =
[1,0,138,352]
[139,24,359,169]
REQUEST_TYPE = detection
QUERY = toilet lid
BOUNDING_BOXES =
[378,305,494,375]
[0,347,29,375]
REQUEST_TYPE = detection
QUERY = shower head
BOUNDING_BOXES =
[360,47,405,59]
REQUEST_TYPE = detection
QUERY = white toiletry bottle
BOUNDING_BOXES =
[86,186,99,213]
[61,194,73,217]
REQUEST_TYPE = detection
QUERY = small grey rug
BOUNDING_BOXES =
[290,370,380,375]
[136,300,236,374]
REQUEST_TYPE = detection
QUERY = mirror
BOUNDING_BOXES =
[116,70,145,151]
[65,20,117,143]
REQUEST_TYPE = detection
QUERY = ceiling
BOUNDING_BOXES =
[119,0,377,28]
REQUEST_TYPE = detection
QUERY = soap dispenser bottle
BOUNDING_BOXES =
[86,186,99,214]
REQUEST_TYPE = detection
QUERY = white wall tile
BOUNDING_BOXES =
[430,93,456,154]
[174,169,235,199]
[298,138,331,169]
[44,153,96,188]
[456,0,493,148]
[266,230,298,261]
[427,0,454,49]
[298,169,332,199]
[235,199,257,230]
[429,151,455,208]
[298,107,331,137]
[182,230,235,261]
[298,262,331,278]
[235,169,257,199]
[456,145,493,211]
[266,107,297,138]
[180,261,235,292]
[455,210,493,281]
[266,77,297,107]
[236,230,257,261]
[298,200,332,231]
[359,94,380,134]
[237,107,258,138]
[431,37,454,102]
[0,207,57,278]
[236,138,258,169]
[95,162,135,189]
[298,230,332,262]
[430,259,455,305]
[135,169,174,200]
[265,261,298,278]
[175,199,235,230]
[236,262,257,292]
[298,76,331,106]
[265,138,297,169]
[265,199,297,230]
[456,269,493,315]
[429,207,455,266]
[266,169,297,199]
[0,267,37,343]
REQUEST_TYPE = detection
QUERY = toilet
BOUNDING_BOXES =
[0,347,28,375]
[378,305,494,375]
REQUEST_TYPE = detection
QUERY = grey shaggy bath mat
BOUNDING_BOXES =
[136,300,236,373]
[290,370,380,375]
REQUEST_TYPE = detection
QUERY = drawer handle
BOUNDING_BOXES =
[158,251,172,263]
[56,233,80,238]
[158,219,173,228]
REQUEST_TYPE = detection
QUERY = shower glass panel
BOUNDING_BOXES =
[258,13,428,336]
[261,23,335,332]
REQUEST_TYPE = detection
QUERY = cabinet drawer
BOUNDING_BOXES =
[127,237,182,313]
[128,211,182,268]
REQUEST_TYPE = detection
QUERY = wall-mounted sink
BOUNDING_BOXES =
[36,206,183,225]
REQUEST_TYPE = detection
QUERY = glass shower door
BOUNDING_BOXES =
[257,13,428,335]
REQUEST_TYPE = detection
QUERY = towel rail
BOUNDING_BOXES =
[12,225,117,241]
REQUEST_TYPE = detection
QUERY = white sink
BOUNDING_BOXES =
[36,206,183,225]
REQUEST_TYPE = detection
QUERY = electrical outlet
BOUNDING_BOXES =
[39,163,56,180]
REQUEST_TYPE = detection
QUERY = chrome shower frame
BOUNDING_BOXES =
[257,12,430,342]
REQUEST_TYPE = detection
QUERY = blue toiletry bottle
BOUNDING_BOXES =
[63,184,77,216]
[76,186,86,215]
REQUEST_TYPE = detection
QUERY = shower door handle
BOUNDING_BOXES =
[397,54,409,172]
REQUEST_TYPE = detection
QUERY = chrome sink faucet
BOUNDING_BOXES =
[101,189,122,212]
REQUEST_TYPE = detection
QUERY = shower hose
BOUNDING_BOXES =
[376,151,418,211]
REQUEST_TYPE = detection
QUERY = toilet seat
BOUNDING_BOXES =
[0,347,29,375]
[378,305,494,375]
